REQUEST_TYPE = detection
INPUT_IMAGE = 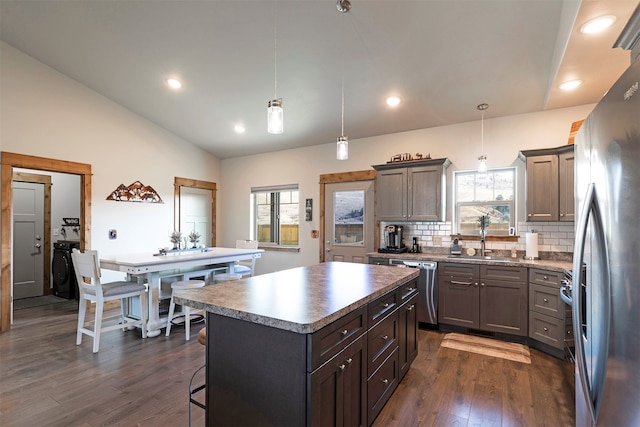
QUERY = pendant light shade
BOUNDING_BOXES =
[267,99,283,134]
[337,136,349,160]
[477,103,489,172]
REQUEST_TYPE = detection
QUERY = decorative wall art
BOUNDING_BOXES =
[106,180,164,203]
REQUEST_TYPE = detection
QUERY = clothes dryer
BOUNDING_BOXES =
[52,241,80,299]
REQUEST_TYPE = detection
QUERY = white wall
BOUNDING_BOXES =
[220,104,595,274]
[1,42,221,281]
[1,40,596,280]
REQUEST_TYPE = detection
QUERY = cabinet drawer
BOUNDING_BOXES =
[481,265,527,282]
[529,268,563,287]
[368,311,398,376]
[529,283,564,317]
[368,348,398,423]
[398,278,419,302]
[529,311,564,349]
[310,306,367,371]
[438,262,479,280]
[368,290,399,324]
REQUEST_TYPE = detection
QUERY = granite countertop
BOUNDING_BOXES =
[175,261,419,334]
[368,252,572,273]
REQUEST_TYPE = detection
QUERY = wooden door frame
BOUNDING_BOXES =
[1,152,92,332]
[319,170,376,263]
[174,177,217,247]
[12,172,53,296]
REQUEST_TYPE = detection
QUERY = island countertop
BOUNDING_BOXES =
[175,261,419,334]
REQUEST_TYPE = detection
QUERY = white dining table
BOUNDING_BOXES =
[100,247,263,336]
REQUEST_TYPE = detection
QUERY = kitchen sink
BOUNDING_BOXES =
[447,255,515,263]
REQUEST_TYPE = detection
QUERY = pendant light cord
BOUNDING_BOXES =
[273,2,278,99]
[341,12,345,137]
[481,108,484,154]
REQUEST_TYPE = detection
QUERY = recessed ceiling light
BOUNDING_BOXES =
[234,124,246,134]
[386,96,401,107]
[167,78,182,89]
[580,15,616,34]
[559,80,583,91]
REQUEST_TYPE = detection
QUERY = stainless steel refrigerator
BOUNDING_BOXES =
[572,56,640,425]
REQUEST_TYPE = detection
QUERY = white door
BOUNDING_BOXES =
[12,182,45,299]
[180,187,212,247]
[324,181,374,263]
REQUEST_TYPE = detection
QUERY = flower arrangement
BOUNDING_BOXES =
[170,230,182,249]
[188,230,201,248]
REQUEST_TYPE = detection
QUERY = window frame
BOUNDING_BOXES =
[453,167,516,236]
[251,184,299,248]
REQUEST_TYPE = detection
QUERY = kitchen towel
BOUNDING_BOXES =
[525,232,539,259]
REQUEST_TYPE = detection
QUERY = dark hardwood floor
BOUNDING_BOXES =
[1,300,575,426]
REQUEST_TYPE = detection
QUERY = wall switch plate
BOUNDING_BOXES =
[108,229,117,240]
[433,236,442,246]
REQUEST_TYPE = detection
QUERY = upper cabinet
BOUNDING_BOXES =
[520,145,574,222]
[373,158,450,222]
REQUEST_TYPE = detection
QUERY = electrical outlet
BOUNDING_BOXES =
[53,228,59,236]
[433,236,443,246]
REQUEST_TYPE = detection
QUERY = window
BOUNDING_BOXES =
[252,185,299,246]
[333,190,365,245]
[454,168,515,235]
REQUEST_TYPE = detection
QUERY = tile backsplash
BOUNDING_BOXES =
[381,221,574,260]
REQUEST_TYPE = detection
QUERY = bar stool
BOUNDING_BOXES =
[165,279,205,340]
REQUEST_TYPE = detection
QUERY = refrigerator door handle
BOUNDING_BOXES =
[573,183,611,424]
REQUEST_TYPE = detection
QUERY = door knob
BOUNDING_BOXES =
[34,243,42,249]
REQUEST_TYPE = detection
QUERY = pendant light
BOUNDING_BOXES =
[477,103,489,172]
[267,3,283,134]
[336,0,351,160]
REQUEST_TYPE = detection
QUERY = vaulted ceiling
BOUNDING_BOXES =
[1,0,637,159]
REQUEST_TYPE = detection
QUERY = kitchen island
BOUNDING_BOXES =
[176,261,419,426]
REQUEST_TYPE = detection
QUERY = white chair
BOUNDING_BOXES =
[165,279,206,340]
[234,239,259,277]
[71,248,148,353]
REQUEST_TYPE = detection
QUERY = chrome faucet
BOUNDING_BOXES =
[479,215,487,256]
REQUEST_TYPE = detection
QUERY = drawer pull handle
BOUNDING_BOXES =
[543,298,549,302]
[543,276,548,280]
[383,303,390,308]
[382,335,389,341]
[381,379,389,385]
[543,327,549,332]
[341,329,348,336]
[480,282,485,287]
[406,304,415,311]
[451,280,473,286]
[338,364,346,372]
[346,358,353,365]
[567,330,572,335]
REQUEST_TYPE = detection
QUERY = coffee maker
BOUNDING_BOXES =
[379,224,406,253]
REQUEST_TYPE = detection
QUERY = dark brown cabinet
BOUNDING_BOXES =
[398,293,418,380]
[373,158,450,222]
[438,263,528,336]
[521,145,574,222]
[310,334,367,427]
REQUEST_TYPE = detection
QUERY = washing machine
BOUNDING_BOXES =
[52,240,80,299]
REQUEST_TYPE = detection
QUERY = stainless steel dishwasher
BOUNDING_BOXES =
[389,259,438,327]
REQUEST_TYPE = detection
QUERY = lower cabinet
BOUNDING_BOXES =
[438,263,528,336]
[310,278,419,426]
[528,268,573,354]
[398,293,418,380]
[310,334,367,427]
